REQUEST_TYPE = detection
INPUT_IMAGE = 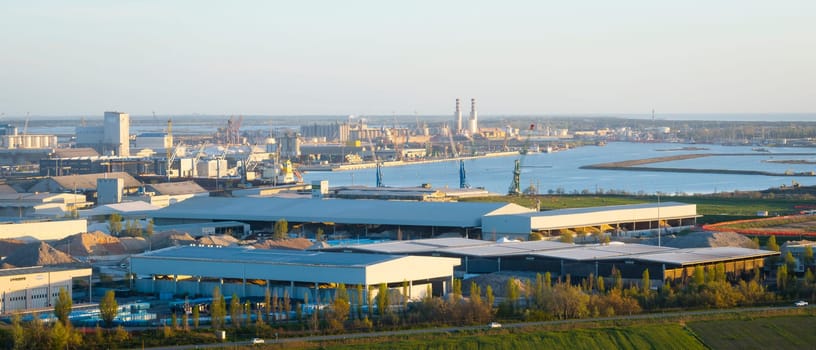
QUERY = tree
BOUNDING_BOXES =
[192,307,200,329]
[805,245,814,266]
[641,269,651,296]
[767,235,779,252]
[11,313,24,350]
[376,283,389,316]
[273,219,289,240]
[356,284,365,320]
[328,283,350,331]
[777,264,788,291]
[99,290,118,328]
[230,293,241,328]
[108,213,122,236]
[559,229,575,243]
[486,285,495,308]
[54,287,72,327]
[50,320,70,350]
[145,219,155,237]
[316,227,325,242]
[264,288,271,323]
[529,232,544,241]
[211,287,226,329]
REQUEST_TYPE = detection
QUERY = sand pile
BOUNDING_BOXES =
[54,231,126,256]
[119,237,149,253]
[150,231,196,250]
[4,242,77,267]
[197,235,240,246]
[253,238,313,250]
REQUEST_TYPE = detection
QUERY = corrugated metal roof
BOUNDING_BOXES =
[520,202,692,217]
[33,172,141,191]
[140,245,404,267]
[634,247,778,265]
[147,197,522,228]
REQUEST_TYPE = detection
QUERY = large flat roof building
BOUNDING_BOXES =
[131,245,461,303]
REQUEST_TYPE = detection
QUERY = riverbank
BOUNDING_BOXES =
[582,152,816,177]
[298,151,520,172]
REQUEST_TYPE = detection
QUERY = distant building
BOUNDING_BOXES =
[300,122,351,143]
[134,132,172,152]
[75,112,130,156]
[0,266,92,315]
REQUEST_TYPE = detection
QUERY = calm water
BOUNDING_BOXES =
[302,142,816,195]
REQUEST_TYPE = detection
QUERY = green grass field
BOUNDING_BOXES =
[688,315,816,350]
[317,324,706,350]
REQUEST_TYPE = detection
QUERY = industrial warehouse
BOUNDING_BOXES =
[130,245,460,304]
[131,238,777,303]
[0,266,92,315]
[322,238,777,282]
[143,196,699,240]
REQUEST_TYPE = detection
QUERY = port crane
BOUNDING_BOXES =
[508,124,535,195]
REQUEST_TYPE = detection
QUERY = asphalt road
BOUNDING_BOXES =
[140,304,809,349]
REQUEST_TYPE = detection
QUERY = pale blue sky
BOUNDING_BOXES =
[0,1,813,117]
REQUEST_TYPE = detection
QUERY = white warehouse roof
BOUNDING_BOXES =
[145,197,534,228]
[130,245,460,286]
[482,202,698,235]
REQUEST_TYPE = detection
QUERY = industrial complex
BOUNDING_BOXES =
[130,245,460,303]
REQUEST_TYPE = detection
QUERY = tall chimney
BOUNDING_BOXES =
[468,98,478,134]
[454,98,462,134]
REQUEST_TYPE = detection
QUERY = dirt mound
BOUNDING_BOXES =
[197,235,240,247]
[644,231,757,249]
[150,231,196,250]
[119,237,149,253]
[253,238,313,250]
[54,231,126,256]
[4,242,77,267]
[0,239,27,257]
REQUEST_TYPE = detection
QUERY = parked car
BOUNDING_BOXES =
[251,338,265,344]
[488,321,502,328]
[795,300,808,307]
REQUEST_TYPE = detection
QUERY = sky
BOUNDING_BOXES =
[0,1,814,118]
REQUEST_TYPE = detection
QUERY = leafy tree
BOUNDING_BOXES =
[108,213,122,235]
[328,283,350,331]
[99,290,118,328]
[641,269,652,305]
[805,245,814,266]
[192,307,200,329]
[506,278,519,310]
[50,320,70,350]
[559,229,575,243]
[210,287,226,329]
[145,219,154,237]
[282,289,291,320]
[529,232,544,241]
[377,283,389,316]
[264,288,271,323]
[273,219,289,240]
[777,264,788,291]
[54,287,72,327]
[452,278,462,300]
[767,235,779,252]
[315,227,325,242]
[486,285,495,307]
[356,284,365,320]
[597,275,606,293]
[230,293,241,328]
[784,252,797,270]
[11,314,24,350]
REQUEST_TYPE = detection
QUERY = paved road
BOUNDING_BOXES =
[141,305,809,349]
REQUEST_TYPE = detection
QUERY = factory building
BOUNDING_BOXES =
[142,197,700,242]
[482,202,699,240]
[0,266,92,315]
[324,238,778,282]
[134,132,173,152]
[130,245,460,302]
[75,111,130,156]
